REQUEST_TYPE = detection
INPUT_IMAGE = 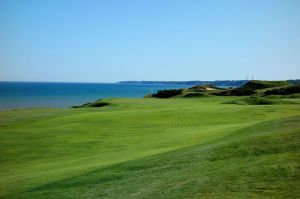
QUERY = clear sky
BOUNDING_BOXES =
[0,0,299,82]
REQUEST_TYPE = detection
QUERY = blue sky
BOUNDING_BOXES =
[0,0,299,82]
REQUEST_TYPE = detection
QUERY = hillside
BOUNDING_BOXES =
[0,97,300,198]
[242,80,290,90]
[147,80,300,99]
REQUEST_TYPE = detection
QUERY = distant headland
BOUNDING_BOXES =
[118,80,300,87]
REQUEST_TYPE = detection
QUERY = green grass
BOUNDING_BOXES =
[0,97,299,198]
[224,96,298,105]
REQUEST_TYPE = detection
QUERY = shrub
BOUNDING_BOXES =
[242,80,290,90]
[152,89,183,98]
[265,85,300,95]
[72,100,110,108]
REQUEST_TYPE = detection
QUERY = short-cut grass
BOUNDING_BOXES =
[224,96,297,105]
[0,97,299,198]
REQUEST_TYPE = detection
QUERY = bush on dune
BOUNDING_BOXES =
[242,80,290,90]
[72,100,110,108]
[151,89,183,98]
[264,85,300,95]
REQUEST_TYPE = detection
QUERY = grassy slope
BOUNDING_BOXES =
[0,97,299,198]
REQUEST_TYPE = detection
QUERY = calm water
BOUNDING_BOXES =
[0,82,191,110]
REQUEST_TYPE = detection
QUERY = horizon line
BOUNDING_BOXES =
[0,79,299,84]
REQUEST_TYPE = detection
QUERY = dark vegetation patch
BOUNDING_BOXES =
[88,102,110,107]
[242,80,290,90]
[231,87,256,96]
[151,89,184,98]
[72,100,110,108]
[264,85,300,95]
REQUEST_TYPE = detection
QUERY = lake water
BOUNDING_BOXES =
[0,82,192,110]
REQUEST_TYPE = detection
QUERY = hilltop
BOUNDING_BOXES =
[144,80,300,105]
[146,80,300,98]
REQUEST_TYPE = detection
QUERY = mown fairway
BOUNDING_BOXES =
[0,97,299,198]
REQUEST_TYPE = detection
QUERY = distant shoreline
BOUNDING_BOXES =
[118,80,248,87]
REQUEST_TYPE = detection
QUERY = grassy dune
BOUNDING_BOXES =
[0,97,299,198]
